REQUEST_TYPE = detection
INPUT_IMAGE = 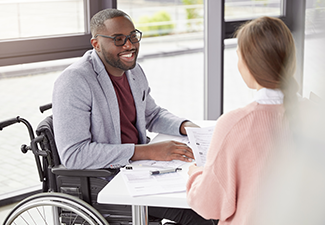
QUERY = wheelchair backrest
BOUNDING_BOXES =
[36,115,61,166]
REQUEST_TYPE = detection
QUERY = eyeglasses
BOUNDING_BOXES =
[94,29,142,46]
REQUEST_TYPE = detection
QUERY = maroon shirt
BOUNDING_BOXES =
[109,73,139,144]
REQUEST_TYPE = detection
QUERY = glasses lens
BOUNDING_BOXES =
[130,31,141,43]
[114,36,126,46]
[114,30,142,46]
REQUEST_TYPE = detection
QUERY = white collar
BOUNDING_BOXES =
[254,88,284,105]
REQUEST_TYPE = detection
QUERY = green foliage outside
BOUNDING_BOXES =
[316,0,325,6]
[314,0,325,29]
[316,0,325,9]
[182,0,203,31]
[251,0,268,7]
[137,10,174,37]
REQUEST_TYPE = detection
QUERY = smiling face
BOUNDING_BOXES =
[91,16,139,77]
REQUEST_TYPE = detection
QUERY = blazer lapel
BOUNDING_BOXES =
[92,51,121,141]
[126,70,146,144]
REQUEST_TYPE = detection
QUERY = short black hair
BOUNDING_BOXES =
[90,8,131,37]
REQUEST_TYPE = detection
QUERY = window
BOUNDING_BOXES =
[0,0,107,67]
[0,0,86,40]
[0,0,316,205]
[122,0,288,119]
[302,0,325,99]
[118,0,205,120]
[225,0,284,21]
[222,0,309,113]
[223,0,324,113]
[0,0,111,204]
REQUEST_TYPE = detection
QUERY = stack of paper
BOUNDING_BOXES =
[120,164,186,197]
[121,124,215,197]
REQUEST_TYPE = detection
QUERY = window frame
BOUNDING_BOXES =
[0,0,306,205]
[0,0,117,67]
[0,0,117,206]
[205,0,306,120]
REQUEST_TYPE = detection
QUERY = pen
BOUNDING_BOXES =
[150,168,182,175]
[125,165,133,170]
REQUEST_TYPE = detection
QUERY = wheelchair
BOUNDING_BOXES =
[0,104,161,225]
[3,192,109,225]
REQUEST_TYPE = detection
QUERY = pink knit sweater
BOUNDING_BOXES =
[186,102,292,225]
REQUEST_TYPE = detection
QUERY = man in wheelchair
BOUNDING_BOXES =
[51,8,214,225]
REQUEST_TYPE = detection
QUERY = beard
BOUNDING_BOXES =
[101,45,138,71]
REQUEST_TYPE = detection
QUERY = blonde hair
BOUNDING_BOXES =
[235,16,299,121]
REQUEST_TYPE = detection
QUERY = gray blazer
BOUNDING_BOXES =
[52,50,186,169]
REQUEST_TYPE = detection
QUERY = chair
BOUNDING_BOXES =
[0,114,116,224]
[34,115,135,225]
[1,102,163,224]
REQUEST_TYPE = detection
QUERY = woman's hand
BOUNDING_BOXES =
[188,163,203,176]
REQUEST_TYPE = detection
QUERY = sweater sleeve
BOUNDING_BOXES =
[186,111,242,220]
[187,103,288,223]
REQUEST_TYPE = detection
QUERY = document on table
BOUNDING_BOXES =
[150,133,189,145]
[185,126,215,167]
[130,159,186,169]
[120,167,186,197]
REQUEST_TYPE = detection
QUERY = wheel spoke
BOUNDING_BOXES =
[3,193,109,225]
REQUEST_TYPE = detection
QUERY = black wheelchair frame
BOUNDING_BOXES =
[0,104,146,225]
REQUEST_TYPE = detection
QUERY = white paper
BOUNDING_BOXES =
[185,126,215,166]
[150,133,189,145]
[120,168,186,197]
[130,160,186,169]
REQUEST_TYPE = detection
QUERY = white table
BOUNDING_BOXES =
[97,162,191,225]
[98,120,216,225]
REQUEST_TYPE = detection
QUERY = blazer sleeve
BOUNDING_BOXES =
[52,61,134,170]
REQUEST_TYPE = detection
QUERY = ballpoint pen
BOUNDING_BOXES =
[150,167,182,175]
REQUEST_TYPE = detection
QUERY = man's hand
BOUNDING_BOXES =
[180,121,200,135]
[132,140,194,162]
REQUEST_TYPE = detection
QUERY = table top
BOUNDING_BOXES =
[97,162,191,208]
[97,120,216,208]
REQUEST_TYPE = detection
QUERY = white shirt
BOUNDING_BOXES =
[254,88,284,105]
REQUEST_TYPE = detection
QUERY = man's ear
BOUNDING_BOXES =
[91,38,100,52]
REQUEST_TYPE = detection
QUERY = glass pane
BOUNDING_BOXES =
[0,0,85,40]
[0,0,204,199]
[118,0,204,120]
[0,61,65,197]
[224,0,325,113]
[303,0,325,99]
[225,0,283,21]
[223,39,256,113]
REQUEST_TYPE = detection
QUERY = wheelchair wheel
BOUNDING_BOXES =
[3,192,109,225]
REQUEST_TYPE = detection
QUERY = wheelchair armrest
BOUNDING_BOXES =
[51,165,119,177]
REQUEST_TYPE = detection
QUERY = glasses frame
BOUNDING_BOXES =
[94,29,142,46]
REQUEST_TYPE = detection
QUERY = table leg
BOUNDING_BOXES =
[132,205,148,225]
